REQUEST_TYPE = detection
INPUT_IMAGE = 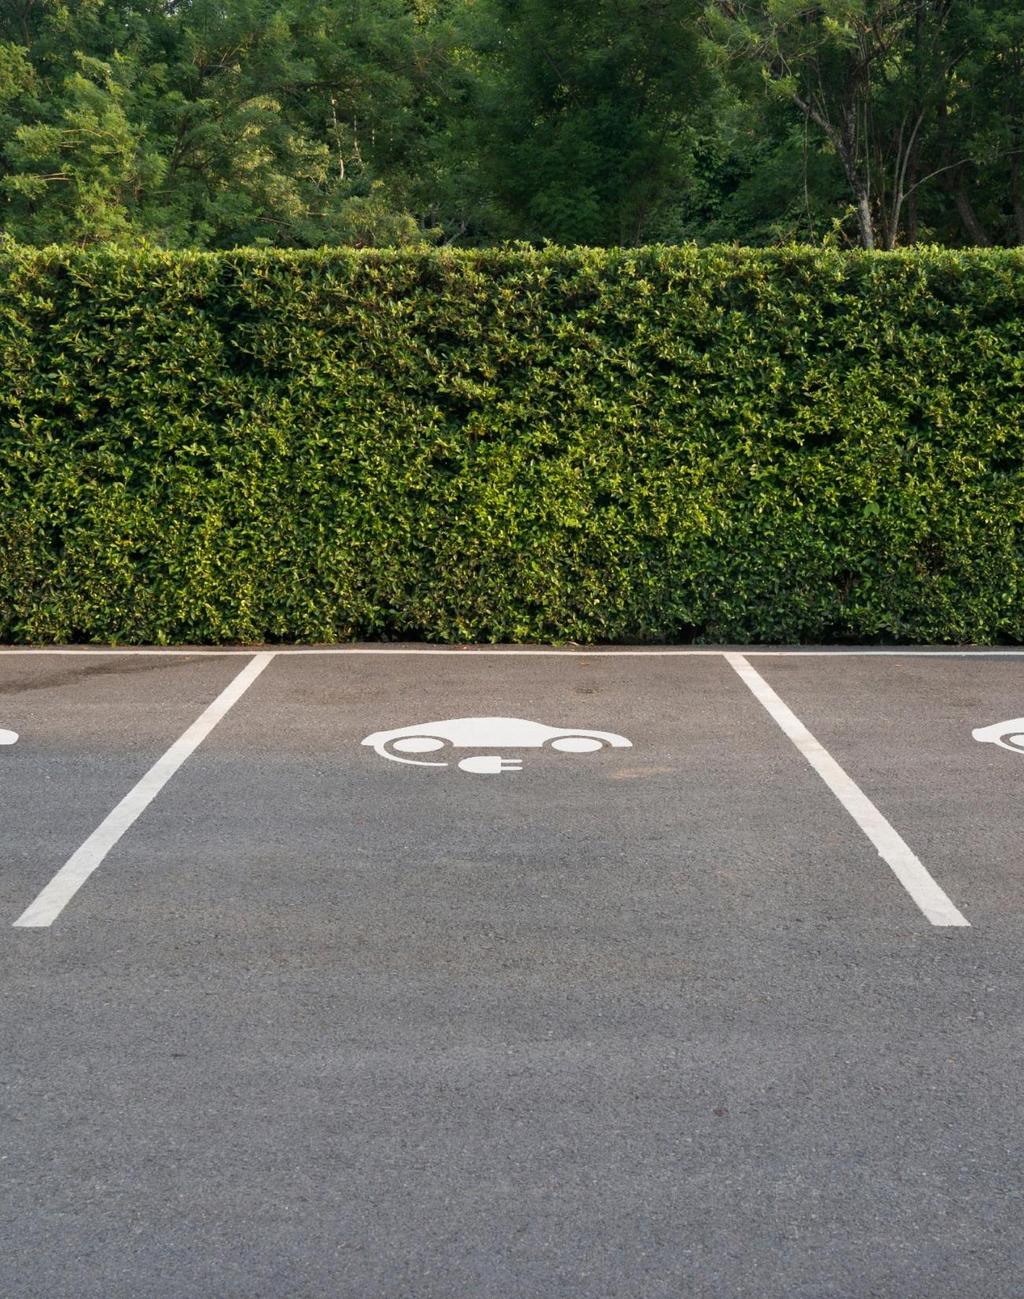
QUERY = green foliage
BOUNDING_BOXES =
[2,1,1024,251]
[0,0,451,249]
[471,0,708,245]
[2,242,1024,644]
[699,0,1024,251]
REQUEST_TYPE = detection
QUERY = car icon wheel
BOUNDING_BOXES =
[546,734,606,753]
[385,734,449,758]
[391,735,445,753]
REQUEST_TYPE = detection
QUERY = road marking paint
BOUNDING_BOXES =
[3,647,1024,658]
[0,649,251,655]
[725,652,969,928]
[972,716,1024,755]
[362,715,631,771]
[12,652,275,929]
[276,648,1024,658]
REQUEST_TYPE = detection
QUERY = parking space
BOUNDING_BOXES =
[0,652,251,920]
[27,651,895,939]
[2,647,1023,1298]
[753,653,1024,928]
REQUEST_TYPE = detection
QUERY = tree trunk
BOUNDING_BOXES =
[837,103,874,249]
[953,170,992,247]
[881,210,898,250]
[836,137,874,248]
[790,92,876,249]
[854,184,875,249]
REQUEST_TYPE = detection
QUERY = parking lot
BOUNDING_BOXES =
[3,646,1024,1297]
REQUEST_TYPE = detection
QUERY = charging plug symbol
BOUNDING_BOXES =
[457,755,523,775]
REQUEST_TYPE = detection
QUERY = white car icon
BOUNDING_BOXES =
[972,717,1024,754]
[362,716,632,769]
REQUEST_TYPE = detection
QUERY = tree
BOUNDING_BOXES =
[2,0,1023,250]
[472,0,709,246]
[934,0,1024,246]
[705,1,958,249]
[0,0,462,248]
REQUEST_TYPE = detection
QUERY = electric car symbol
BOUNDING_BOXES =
[972,717,1024,754]
[361,716,632,771]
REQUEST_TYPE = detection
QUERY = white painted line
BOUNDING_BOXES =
[728,649,1024,658]
[3,647,1024,658]
[0,649,252,656]
[277,648,1024,657]
[724,653,969,927]
[12,652,275,929]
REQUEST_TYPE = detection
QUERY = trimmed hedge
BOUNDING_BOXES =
[2,242,1024,644]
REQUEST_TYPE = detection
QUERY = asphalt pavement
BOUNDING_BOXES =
[2,646,1023,1298]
